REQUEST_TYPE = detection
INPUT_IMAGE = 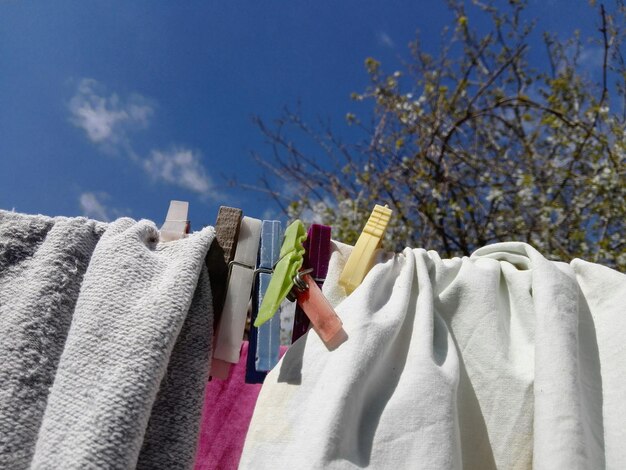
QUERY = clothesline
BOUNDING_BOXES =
[0,207,624,470]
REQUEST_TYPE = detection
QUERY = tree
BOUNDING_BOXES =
[249,0,626,271]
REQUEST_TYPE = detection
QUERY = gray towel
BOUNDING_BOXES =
[0,211,215,470]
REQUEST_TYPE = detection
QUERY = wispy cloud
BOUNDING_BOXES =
[377,31,395,49]
[69,78,153,147]
[68,79,220,200]
[79,191,113,221]
[143,148,219,198]
[79,191,129,221]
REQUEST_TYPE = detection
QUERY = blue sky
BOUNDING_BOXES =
[0,1,600,228]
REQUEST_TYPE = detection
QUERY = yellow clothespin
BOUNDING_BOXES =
[160,200,190,242]
[339,204,392,295]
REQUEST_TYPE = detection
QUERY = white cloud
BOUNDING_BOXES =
[68,79,218,200]
[377,31,395,48]
[79,191,112,221]
[143,148,218,197]
[69,78,153,146]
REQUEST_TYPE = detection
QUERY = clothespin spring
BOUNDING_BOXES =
[286,268,314,302]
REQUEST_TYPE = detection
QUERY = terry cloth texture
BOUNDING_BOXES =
[0,210,215,470]
[0,211,106,469]
[240,242,626,470]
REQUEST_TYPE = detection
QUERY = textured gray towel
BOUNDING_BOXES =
[0,211,106,469]
[0,211,215,470]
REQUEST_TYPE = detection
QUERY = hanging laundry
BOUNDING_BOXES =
[0,210,215,470]
[3,206,625,470]
[194,341,287,470]
[240,242,626,469]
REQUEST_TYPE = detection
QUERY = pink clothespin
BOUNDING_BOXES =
[291,224,332,343]
[289,269,346,349]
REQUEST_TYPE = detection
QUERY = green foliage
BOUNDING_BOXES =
[251,0,626,271]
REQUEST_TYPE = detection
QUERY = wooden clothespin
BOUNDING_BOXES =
[206,207,243,336]
[211,216,262,379]
[339,204,392,295]
[160,200,190,242]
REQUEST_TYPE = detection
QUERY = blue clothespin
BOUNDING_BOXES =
[245,220,282,383]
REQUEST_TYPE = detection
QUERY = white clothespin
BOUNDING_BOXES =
[211,216,262,379]
[160,200,190,242]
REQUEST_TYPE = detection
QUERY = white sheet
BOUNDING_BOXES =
[240,242,625,469]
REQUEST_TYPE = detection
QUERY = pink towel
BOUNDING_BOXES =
[193,341,286,470]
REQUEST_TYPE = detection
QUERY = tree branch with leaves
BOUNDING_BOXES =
[249,0,626,270]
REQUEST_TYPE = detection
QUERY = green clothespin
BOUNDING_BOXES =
[254,220,307,327]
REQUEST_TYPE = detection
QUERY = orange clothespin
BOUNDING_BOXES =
[339,204,392,295]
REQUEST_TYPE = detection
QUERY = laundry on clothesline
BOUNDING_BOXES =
[0,202,624,470]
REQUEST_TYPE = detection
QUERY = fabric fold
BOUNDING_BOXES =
[240,247,461,469]
[0,210,215,470]
[241,242,623,470]
[0,211,106,469]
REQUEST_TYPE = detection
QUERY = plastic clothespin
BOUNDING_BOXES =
[291,224,332,343]
[211,216,262,379]
[206,207,243,335]
[254,220,306,327]
[339,204,392,295]
[255,220,346,349]
[291,270,346,349]
[246,220,282,383]
[160,200,190,242]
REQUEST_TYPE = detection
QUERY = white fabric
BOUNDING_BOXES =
[240,242,625,469]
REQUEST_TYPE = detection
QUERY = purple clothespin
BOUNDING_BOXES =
[291,224,331,343]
